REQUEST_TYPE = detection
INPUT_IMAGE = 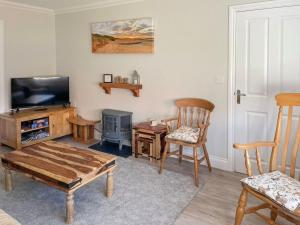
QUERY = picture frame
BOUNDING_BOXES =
[103,74,113,83]
[91,17,154,54]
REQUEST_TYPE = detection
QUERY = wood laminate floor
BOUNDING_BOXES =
[164,159,292,225]
[0,137,293,225]
[131,147,292,225]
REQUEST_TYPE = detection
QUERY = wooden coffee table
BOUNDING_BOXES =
[1,141,117,224]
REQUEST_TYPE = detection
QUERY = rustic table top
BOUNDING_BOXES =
[133,122,167,134]
[1,141,116,188]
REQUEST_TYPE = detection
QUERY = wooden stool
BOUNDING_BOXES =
[137,136,154,162]
[68,116,100,143]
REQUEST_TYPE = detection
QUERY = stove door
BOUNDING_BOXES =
[102,115,118,139]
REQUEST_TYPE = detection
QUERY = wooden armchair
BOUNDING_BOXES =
[159,98,215,187]
[233,93,300,225]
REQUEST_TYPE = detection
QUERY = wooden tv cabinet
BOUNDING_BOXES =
[0,106,76,150]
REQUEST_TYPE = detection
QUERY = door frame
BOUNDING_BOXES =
[228,0,300,172]
[0,20,4,113]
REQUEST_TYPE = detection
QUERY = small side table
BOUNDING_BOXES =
[68,116,100,143]
[132,122,167,162]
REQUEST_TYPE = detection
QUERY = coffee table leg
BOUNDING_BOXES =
[106,170,113,198]
[66,192,74,224]
[4,168,12,192]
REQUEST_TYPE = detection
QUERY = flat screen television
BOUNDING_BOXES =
[11,76,70,109]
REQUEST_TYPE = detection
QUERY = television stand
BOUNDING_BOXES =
[0,106,76,150]
[34,107,48,111]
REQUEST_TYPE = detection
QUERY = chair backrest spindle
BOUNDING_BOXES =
[177,108,182,129]
[290,117,300,178]
[281,106,293,173]
[271,94,300,179]
[183,107,187,126]
[245,150,253,176]
[270,106,283,172]
[255,148,264,175]
[190,107,194,127]
[175,99,215,141]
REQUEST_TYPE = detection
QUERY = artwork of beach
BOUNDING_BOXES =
[91,17,154,53]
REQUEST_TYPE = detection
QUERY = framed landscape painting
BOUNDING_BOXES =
[91,17,154,54]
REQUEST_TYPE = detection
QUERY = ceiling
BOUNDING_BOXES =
[3,0,133,10]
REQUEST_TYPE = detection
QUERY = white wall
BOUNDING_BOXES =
[55,0,275,170]
[0,20,4,113]
[0,6,56,111]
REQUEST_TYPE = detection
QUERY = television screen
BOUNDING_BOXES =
[11,76,70,109]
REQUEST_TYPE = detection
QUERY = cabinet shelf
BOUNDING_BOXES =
[99,83,142,97]
[22,136,51,147]
[21,126,49,134]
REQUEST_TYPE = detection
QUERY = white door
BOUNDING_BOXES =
[234,6,300,173]
[0,20,4,113]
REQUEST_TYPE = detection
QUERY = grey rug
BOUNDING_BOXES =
[0,158,199,225]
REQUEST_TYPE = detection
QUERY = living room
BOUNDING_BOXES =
[0,0,300,225]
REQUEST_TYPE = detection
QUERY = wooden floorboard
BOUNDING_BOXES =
[171,164,292,225]
[0,137,293,225]
[135,150,292,225]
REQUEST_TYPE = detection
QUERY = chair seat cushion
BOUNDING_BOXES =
[166,126,200,143]
[241,171,300,212]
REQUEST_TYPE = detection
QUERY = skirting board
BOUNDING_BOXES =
[209,156,232,172]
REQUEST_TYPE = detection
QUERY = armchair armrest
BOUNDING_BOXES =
[233,141,276,176]
[196,123,210,143]
[162,117,178,133]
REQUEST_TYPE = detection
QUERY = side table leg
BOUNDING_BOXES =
[89,125,95,140]
[66,192,74,224]
[149,143,153,163]
[4,168,12,192]
[155,134,161,162]
[137,141,142,156]
[73,124,78,140]
[106,170,113,198]
[83,126,88,143]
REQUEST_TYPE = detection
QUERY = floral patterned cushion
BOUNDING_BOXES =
[166,126,200,143]
[241,171,300,212]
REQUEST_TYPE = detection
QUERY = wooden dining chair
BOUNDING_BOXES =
[159,98,215,187]
[233,93,300,225]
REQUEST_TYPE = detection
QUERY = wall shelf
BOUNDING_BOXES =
[99,83,143,97]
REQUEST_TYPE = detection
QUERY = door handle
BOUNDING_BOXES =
[234,90,246,104]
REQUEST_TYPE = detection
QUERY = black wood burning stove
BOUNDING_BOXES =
[101,109,133,150]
